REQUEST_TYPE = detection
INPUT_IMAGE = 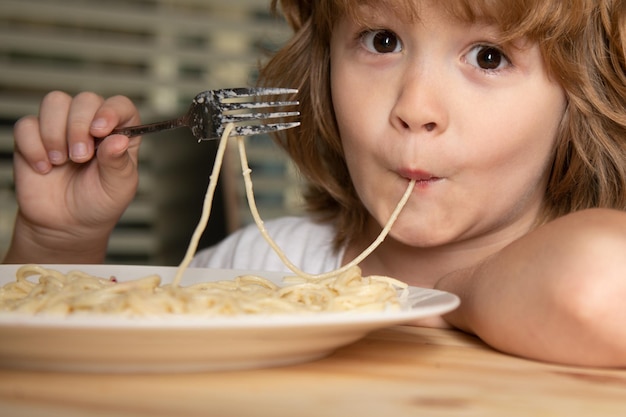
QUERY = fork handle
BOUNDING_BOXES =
[109,116,186,138]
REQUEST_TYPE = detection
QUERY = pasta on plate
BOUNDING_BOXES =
[0,264,407,316]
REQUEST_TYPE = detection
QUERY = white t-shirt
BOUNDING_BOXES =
[190,216,344,274]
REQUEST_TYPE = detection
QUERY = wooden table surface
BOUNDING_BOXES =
[1,326,625,417]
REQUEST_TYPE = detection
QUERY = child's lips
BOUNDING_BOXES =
[398,169,441,183]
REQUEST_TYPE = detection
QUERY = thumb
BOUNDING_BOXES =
[95,134,139,200]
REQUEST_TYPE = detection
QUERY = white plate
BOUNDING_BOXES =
[0,264,459,373]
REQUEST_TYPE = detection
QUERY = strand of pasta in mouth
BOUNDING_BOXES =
[237,134,416,280]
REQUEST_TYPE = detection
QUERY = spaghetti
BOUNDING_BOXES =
[0,264,405,316]
[0,120,415,317]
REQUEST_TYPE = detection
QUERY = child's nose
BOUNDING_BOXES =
[390,67,449,136]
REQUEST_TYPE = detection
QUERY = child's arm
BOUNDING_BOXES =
[3,91,142,264]
[437,208,626,367]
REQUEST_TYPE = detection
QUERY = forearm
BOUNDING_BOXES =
[437,209,626,367]
[2,214,110,264]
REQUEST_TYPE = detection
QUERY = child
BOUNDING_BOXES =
[4,0,626,367]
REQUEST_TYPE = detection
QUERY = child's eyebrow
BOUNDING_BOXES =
[345,2,419,26]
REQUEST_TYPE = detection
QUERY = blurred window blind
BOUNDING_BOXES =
[0,0,304,264]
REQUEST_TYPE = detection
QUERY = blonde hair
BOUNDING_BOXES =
[259,0,626,247]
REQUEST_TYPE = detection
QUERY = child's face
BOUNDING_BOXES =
[330,1,567,248]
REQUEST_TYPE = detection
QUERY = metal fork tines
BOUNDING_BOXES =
[107,87,300,142]
[196,87,300,140]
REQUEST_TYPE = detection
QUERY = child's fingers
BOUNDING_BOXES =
[13,115,51,174]
[95,134,139,200]
[14,91,141,177]
[37,91,73,166]
[66,91,105,163]
[89,95,142,138]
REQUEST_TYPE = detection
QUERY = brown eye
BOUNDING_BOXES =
[362,30,402,54]
[467,45,511,71]
[476,46,506,70]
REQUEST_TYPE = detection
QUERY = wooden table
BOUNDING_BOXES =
[1,326,625,417]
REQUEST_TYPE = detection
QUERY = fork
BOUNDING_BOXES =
[99,87,300,142]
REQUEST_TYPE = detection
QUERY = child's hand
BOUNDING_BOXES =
[6,91,142,263]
